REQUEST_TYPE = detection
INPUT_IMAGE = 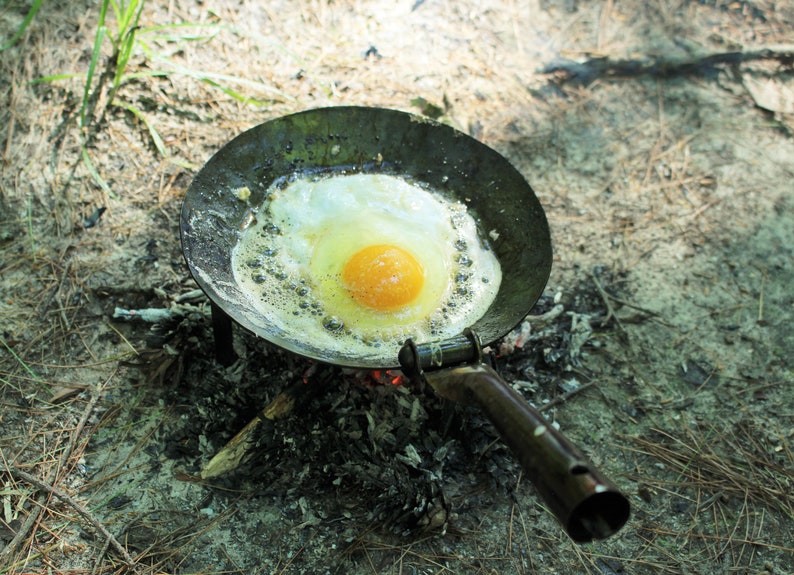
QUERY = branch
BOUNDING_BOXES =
[543,45,794,85]
[0,375,113,564]
[5,467,141,572]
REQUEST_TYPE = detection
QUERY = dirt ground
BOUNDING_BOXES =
[1,1,793,574]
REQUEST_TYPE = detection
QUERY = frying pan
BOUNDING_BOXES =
[181,106,629,542]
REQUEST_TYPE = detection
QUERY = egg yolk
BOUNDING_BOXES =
[341,245,425,311]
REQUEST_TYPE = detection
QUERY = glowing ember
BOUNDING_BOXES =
[370,370,405,386]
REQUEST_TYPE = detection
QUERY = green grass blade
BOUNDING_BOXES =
[0,0,44,52]
[126,0,145,33]
[110,1,146,95]
[200,78,270,106]
[165,156,198,170]
[139,21,220,43]
[112,27,138,92]
[81,146,116,199]
[81,25,108,129]
[0,336,47,391]
[28,72,83,84]
[115,0,135,33]
[108,0,122,31]
[146,52,292,100]
[96,0,110,56]
[111,100,168,158]
[99,0,110,28]
[26,194,36,262]
[134,29,293,103]
[115,70,169,81]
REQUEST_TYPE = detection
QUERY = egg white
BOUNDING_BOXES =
[232,171,501,360]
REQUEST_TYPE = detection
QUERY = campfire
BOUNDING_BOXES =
[180,107,628,542]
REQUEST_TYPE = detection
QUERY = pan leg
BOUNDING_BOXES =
[211,302,236,366]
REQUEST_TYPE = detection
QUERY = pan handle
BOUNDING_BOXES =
[410,360,630,542]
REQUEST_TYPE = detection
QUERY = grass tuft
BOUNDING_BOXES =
[27,0,286,197]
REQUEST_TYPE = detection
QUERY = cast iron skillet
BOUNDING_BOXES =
[181,107,629,542]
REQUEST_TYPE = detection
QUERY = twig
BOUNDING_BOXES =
[757,268,766,323]
[201,371,332,479]
[590,273,624,331]
[543,45,794,85]
[527,303,565,329]
[0,497,44,567]
[0,372,114,563]
[113,303,204,323]
[3,89,14,162]
[56,371,114,481]
[91,535,113,575]
[640,526,794,553]
[590,272,675,328]
[538,381,595,412]
[6,467,141,572]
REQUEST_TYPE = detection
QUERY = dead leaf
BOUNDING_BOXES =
[743,73,794,115]
[49,385,88,404]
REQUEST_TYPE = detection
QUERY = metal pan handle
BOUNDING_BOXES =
[400,338,630,542]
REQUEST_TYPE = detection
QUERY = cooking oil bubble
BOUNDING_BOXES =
[323,316,344,332]
[457,254,473,267]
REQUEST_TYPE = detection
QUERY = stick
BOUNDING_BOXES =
[0,374,113,563]
[543,45,794,85]
[201,373,330,479]
[538,381,596,413]
[6,467,140,571]
[0,498,43,567]
[57,372,113,480]
[590,272,675,328]
[590,273,624,331]
[91,533,113,575]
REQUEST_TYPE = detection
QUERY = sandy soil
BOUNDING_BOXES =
[1,1,792,574]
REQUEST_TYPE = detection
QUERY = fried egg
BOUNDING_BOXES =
[232,172,501,361]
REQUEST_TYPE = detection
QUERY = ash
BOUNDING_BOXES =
[150,282,611,535]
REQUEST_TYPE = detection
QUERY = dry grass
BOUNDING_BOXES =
[632,421,792,517]
[623,418,793,570]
